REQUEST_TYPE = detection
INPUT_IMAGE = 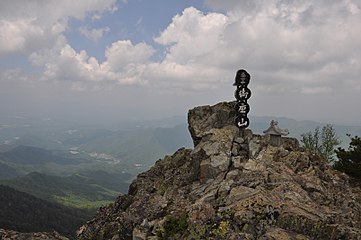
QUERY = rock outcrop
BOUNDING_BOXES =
[77,101,361,240]
[0,229,69,240]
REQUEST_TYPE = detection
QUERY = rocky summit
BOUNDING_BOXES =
[77,101,361,240]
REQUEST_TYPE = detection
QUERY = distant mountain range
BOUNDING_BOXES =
[0,145,89,165]
[0,145,120,177]
[0,114,360,212]
[1,113,360,154]
[77,124,193,170]
[0,122,192,210]
[0,122,194,174]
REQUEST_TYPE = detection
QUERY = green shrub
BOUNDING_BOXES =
[157,212,188,239]
[301,124,341,163]
[334,135,361,180]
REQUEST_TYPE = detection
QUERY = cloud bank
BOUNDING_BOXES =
[1,0,360,94]
[0,0,116,55]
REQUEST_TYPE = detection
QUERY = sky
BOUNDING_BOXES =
[0,0,361,126]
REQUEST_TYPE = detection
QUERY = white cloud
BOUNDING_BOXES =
[148,7,231,91]
[0,19,44,54]
[79,26,110,42]
[105,40,154,71]
[29,37,155,88]
[0,0,116,55]
[2,0,361,97]
[154,7,228,63]
[150,1,361,94]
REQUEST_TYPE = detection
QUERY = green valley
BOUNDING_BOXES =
[0,171,131,210]
[0,121,193,211]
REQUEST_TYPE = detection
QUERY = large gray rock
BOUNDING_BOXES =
[78,102,361,240]
[191,125,238,183]
[188,101,237,147]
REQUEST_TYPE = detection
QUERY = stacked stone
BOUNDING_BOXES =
[233,69,251,128]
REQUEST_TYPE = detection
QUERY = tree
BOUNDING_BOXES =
[334,135,361,180]
[301,124,341,163]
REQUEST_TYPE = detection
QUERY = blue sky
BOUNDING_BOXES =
[1,0,361,125]
[66,0,208,62]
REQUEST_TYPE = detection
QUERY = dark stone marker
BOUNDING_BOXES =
[233,69,251,129]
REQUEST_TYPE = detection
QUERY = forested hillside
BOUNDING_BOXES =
[0,171,131,209]
[0,185,91,238]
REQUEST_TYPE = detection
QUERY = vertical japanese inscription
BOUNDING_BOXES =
[233,69,251,128]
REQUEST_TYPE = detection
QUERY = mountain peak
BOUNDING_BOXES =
[77,102,361,240]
